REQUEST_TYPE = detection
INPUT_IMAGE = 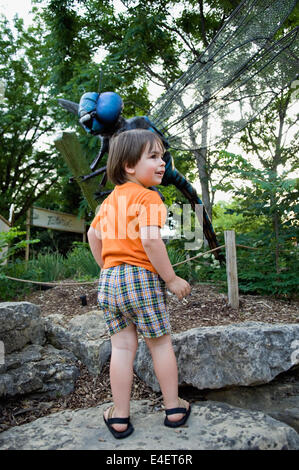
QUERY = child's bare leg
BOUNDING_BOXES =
[104,323,138,432]
[145,334,189,422]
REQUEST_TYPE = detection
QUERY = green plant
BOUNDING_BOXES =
[0,227,40,300]
[166,242,193,281]
[187,229,299,299]
[28,250,67,282]
[64,242,100,279]
[235,231,299,299]
[0,227,39,264]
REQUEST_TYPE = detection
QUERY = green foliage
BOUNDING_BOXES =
[212,200,260,233]
[183,228,299,299]
[0,227,40,264]
[0,227,40,300]
[166,244,192,281]
[234,232,299,299]
[1,259,38,301]
[0,15,62,223]
[211,103,298,298]
[64,242,100,279]
[29,251,67,282]
[191,253,225,286]
[1,241,99,301]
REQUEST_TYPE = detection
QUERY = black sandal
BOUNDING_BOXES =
[164,398,191,428]
[103,406,134,439]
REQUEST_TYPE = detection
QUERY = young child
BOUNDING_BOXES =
[88,129,191,439]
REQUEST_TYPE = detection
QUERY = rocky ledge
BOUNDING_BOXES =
[0,301,298,450]
[0,399,299,450]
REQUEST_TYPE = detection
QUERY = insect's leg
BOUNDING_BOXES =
[93,170,109,200]
[90,136,109,171]
[79,165,107,182]
[94,188,112,199]
[161,151,225,263]
[99,171,107,187]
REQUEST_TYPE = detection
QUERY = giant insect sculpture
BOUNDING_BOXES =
[58,0,299,263]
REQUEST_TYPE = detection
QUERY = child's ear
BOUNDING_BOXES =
[124,163,135,175]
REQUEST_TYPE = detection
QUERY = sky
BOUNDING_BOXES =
[0,0,33,25]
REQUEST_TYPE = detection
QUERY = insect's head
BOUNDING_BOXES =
[78,91,123,135]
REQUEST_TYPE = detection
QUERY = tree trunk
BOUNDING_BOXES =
[273,211,280,274]
[271,93,289,274]
[194,147,212,219]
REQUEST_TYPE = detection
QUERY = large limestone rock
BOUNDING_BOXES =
[0,344,80,398]
[0,400,298,450]
[197,365,299,432]
[0,302,45,354]
[134,322,299,391]
[44,311,111,375]
[0,302,79,398]
[0,301,110,399]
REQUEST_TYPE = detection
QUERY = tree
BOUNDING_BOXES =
[0,15,62,223]
[34,0,242,218]
[237,86,298,273]
[214,84,298,276]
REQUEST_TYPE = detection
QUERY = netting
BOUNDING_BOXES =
[149,0,299,150]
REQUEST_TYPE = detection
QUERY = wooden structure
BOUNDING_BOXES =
[54,132,99,213]
[26,207,86,261]
[0,214,11,265]
[224,230,239,309]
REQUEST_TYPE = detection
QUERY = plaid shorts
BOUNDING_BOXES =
[97,264,170,338]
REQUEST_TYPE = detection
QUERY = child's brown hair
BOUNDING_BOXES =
[107,129,164,185]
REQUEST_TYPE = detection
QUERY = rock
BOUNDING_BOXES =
[0,302,80,399]
[0,400,298,450]
[44,311,111,375]
[0,344,80,398]
[134,322,299,391]
[1,302,298,449]
[0,302,110,399]
[202,365,299,432]
[0,302,45,354]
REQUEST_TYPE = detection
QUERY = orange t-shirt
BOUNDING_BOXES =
[90,182,167,274]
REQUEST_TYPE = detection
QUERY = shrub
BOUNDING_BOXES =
[0,227,40,301]
[64,242,100,280]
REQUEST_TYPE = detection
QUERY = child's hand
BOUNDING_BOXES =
[166,275,191,300]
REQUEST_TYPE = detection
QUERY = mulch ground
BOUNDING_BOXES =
[1,281,298,432]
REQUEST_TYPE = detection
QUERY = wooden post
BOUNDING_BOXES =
[54,132,100,213]
[25,208,31,262]
[0,214,11,265]
[224,230,239,309]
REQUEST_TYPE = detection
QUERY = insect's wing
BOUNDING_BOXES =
[58,98,95,134]
[149,0,299,150]
[58,98,79,115]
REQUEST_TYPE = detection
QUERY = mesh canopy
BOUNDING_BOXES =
[149,0,299,150]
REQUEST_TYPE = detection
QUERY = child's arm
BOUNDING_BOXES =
[87,226,104,269]
[141,226,191,300]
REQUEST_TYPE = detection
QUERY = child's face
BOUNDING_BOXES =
[125,140,165,188]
